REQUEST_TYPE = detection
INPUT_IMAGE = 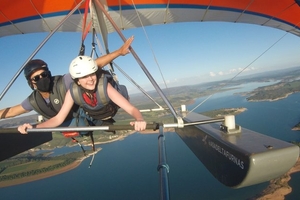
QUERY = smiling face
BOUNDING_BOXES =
[77,73,97,90]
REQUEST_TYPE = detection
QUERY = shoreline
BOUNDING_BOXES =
[0,130,174,188]
[248,92,294,102]
[3,130,298,198]
[0,158,82,188]
[252,157,300,200]
[0,133,131,188]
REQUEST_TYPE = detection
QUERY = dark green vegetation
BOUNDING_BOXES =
[234,66,300,102]
[201,108,247,118]
[0,130,129,184]
[0,151,85,182]
[37,130,130,150]
[245,80,300,101]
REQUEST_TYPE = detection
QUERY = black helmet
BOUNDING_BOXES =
[24,59,49,80]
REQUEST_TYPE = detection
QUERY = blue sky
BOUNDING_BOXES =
[1,22,300,110]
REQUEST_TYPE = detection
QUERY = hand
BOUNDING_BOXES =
[18,123,32,134]
[130,120,146,131]
[119,36,134,56]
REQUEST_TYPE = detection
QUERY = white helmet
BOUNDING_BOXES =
[69,56,98,79]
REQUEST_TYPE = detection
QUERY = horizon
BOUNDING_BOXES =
[1,64,298,120]
[1,22,300,109]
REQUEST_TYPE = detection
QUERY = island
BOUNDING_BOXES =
[292,122,300,131]
[0,150,97,188]
[200,107,247,118]
[238,80,300,102]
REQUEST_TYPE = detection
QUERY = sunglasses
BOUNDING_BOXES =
[31,71,49,82]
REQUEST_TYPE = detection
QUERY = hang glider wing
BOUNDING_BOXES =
[0,0,300,39]
[0,131,52,162]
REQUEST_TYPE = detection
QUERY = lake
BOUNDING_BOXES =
[1,81,300,200]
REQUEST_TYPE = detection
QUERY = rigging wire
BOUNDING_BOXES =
[186,29,292,116]
[93,0,181,123]
[0,0,86,101]
[78,0,92,56]
[88,16,166,110]
[112,61,164,109]
[29,0,51,31]
[89,23,166,111]
[187,2,300,116]
[93,30,120,83]
[188,94,213,114]
[130,0,170,95]
[88,22,165,111]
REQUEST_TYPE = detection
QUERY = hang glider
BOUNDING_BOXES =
[0,0,300,198]
[1,0,300,40]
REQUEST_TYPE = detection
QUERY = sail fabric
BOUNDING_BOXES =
[0,0,300,38]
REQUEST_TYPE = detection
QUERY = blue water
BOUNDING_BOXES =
[286,172,300,200]
[1,81,300,200]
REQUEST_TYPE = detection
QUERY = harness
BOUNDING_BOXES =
[28,76,78,120]
[70,70,129,121]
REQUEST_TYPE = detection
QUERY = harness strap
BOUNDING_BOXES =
[62,132,87,155]
[71,83,82,107]
[90,28,100,58]
[90,132,95,152]
[81,0,91,41]
[1,107,10,119]
[97,73,107,104]
[79,0,92,56]
[72,137,86,156]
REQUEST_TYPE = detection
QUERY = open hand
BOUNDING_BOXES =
[119,36,134,55]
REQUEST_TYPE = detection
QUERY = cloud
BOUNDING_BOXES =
[229,68,237,73]
[210,72,216,77]
[210,67,257,77]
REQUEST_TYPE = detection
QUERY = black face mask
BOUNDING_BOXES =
[35,77,51,92]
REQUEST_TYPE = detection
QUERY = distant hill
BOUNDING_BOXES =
[129,65,300,104]
[0,114,39,128]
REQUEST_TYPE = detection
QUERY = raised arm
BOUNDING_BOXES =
[95,36,133,68]
[18,90,75,134]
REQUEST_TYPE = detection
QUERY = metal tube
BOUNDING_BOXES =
[0,0,86,101]
[184,118,225,126]
[0,117,226,134]
[26,123,159,133]
[157,125,170,200]
[93,0,179,120]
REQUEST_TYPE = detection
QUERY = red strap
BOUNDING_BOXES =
[62,131,80,138]
[82,21,92,41]
[82,0,91,41]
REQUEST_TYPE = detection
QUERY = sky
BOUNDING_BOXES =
[1,21,300,110]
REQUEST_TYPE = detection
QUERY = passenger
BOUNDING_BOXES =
[0,36,134,130]
[18,55,146,133]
